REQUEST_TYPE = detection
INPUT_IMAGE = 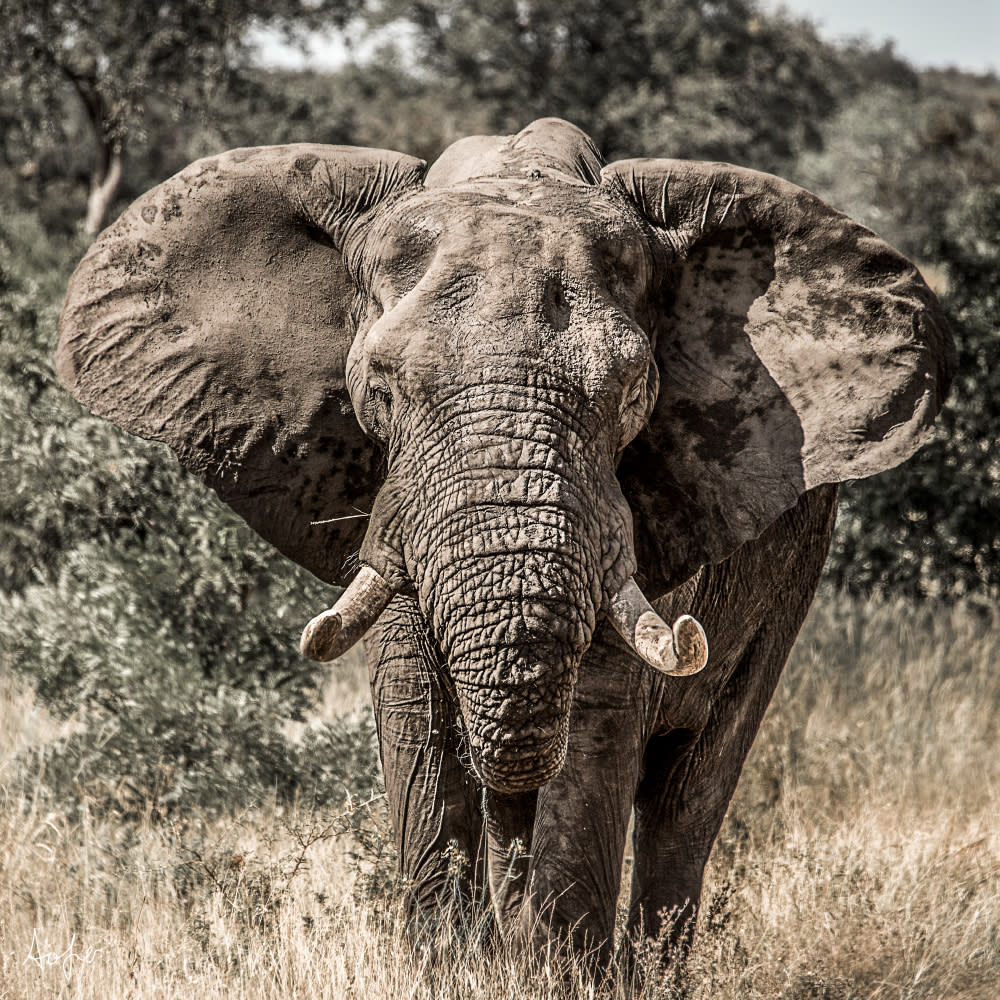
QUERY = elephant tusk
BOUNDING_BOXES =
[300,565,395,662]
[606,578,708,676]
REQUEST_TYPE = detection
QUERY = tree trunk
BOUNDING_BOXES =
[63,67,124,235]
[85,145,123,235]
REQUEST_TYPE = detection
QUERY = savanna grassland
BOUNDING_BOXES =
[2,593,997,1000]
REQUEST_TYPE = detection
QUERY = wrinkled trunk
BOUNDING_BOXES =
[365,392,635,793]
[420,503,600,792]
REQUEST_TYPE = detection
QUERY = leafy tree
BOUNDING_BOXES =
[792,75,1000,263]
[365,0,843,169]
[0,0,358,233]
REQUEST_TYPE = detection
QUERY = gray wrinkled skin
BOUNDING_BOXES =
[57,118,954,967]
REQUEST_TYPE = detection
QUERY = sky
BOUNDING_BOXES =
[254,1,999,76]
[762,0,998,74]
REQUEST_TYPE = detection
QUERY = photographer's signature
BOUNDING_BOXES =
[24,929,102,980]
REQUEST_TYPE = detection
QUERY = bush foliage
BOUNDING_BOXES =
[0,211,370,815]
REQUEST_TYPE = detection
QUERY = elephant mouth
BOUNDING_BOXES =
[301,564,707,678]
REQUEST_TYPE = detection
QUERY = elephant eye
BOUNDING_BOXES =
[596,235,649,304]
[622,379,644,411]
[372,224,439,308]
[366,382,393,440]
[618,364,658,450]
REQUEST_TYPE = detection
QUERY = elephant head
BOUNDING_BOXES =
[57,119,953,794]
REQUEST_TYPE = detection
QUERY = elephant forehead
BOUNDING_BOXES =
[356,184,655,398]
[375,183,650,274]
[374,286,653,408]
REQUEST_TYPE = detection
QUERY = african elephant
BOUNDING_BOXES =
[57,118,953,966]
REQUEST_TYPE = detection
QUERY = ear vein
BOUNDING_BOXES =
[700,178,718,235]
[718,183,739,227]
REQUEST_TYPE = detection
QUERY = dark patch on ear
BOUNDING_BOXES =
[294,154,319,175]
[854,246,911,284]
[109,240,162,276]
[621,223,796,594]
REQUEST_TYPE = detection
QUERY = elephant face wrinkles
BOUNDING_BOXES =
[345,182,659,453]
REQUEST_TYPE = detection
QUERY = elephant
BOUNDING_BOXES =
[56,118,954,968]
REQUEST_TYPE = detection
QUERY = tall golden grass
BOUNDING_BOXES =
[1,593,998,999]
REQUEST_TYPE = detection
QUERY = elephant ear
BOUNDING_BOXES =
[57,144,426,584]
[604,158,955,594]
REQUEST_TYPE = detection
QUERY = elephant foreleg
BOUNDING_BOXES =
[516,627,655,968]
[483,788,537,930]
[626,485,838,956]
[625,632,783,954]
[365,595,486,914]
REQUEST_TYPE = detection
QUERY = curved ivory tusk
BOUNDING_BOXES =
[606,578,708,676]
[300,565,395,662]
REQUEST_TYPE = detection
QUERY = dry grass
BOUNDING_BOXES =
[1,592,998,999]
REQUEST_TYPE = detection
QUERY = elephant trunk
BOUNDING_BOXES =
[415,501,602,793]
[298,380,708,793]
